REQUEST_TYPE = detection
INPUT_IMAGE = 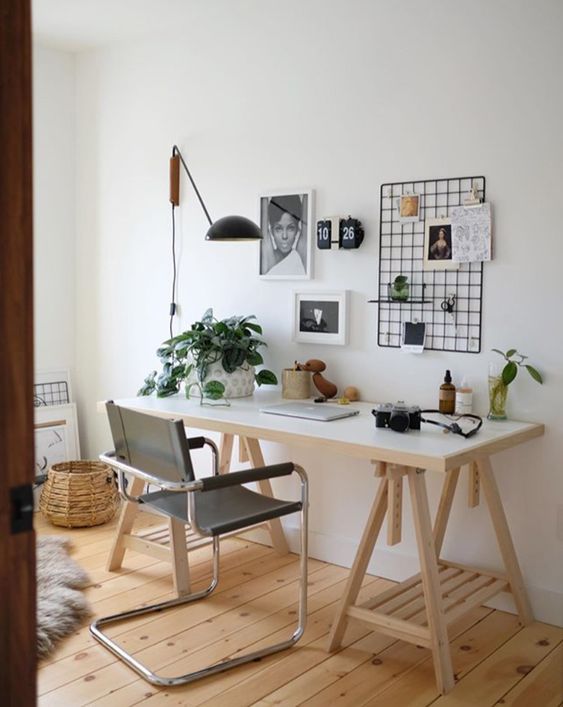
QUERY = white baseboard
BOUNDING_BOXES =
[240,525,563,628]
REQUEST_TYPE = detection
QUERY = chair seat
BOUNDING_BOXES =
[139,485,302,536]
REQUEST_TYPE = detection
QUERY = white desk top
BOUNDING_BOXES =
[99,389,543,472]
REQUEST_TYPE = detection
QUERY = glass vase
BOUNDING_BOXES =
[388,281,410,302]
[488,363,508,420]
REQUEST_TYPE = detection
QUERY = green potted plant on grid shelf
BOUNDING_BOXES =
[138,309,278,404]
[389,275,410,301]
[488,348,543,420]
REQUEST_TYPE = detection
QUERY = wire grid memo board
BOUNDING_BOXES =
[376,175,485,353]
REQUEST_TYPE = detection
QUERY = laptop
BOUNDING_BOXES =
[260,402,360,422]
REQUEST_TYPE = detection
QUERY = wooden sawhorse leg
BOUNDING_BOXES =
[477,456,533,624]
[326,474,389,651]
[326,457,532,696]
[106,475,146,571]
[326,465,455,694]
[408,467,455,694]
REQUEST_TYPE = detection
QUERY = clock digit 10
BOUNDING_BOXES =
[316,220,332,249]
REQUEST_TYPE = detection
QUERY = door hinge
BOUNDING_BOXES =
[10,484,34,534]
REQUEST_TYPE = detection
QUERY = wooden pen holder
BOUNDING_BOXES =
[282,369,311,399]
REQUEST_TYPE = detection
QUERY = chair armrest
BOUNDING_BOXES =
[199,463,295,492]
[187,436,205,449]
[99,451,203,493]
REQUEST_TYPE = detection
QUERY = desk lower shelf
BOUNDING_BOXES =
[346,562,509,648]
[123,521,269,562]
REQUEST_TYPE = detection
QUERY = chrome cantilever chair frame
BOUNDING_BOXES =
[90,437,309,687]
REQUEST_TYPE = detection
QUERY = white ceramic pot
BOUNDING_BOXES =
[188,360,255,399]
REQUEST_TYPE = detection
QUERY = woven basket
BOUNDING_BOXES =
[39,460,119,528]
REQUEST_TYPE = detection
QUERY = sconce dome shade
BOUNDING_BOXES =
[205,215,263,241]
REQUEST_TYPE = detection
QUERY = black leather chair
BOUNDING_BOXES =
[90,402,308,687]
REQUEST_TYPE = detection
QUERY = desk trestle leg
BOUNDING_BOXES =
[106,476,147,571]
[326,475,389,651]
[408,468,455,694]
[477,457,533,625]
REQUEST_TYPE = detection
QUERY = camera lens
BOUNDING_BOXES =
[389,410,410,432]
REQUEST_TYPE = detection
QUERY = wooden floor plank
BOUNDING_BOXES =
[40,539,271,665]
[493,642,563,706]
[83,569,364,706]
[132,579,388,707]
[39,547,306,693]
[36,515,562,707]
[355,610,522,707]
[431,622,563,706]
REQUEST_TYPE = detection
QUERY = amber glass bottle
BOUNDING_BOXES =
[439,369,456,414]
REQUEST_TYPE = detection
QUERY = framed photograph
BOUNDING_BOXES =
[424,217,459,270]
[292,290,348,345]
[258,189,313,279]
[34,403,80,478]
[397,193,421,223]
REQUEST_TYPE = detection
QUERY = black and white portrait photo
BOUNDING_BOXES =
[259,190,313,279]
[424,217,459,271]
[293,291,348,345]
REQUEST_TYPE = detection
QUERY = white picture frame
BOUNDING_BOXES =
[396,193,421,223]
[424,217,459,270]
[34,403,80,478]
[258,189,314,280]
[292,290,348,345]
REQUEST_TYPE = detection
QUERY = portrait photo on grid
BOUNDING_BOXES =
[259,190,312,279]
[424,217,459,271]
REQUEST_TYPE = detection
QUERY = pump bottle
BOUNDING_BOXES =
[455,377,473,415]
[439,370,456,414]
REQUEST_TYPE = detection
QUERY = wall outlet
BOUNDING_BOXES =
[557,505,563,542]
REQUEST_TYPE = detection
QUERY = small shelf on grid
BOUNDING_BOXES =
[346,561,508,645]
[369,299,432,305]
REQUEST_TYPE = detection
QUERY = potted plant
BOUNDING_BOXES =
[389,275,409,301]
[488,348,543,419]
[138,309,278,402]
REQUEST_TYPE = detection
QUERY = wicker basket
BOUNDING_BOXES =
[39,460,119,528]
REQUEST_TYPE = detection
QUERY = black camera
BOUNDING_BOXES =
[372,402,421,432]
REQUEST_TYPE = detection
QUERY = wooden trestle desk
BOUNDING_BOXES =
[99,390,543,695]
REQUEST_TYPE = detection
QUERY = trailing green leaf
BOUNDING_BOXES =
[256,369,278,386]
[138,371,157,396]
[525,365,543,384]
[502,361,518,385]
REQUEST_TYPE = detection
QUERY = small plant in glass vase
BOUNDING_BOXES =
[138,309,278,405]
[488,348,543,420]
[389,275,409,302]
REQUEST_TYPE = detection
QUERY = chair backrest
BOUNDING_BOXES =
[105,402,195,482]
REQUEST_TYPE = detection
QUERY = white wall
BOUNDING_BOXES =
[33,45,76,376]
[70,0,563,625]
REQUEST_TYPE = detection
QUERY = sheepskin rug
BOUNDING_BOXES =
[37,536,91,658]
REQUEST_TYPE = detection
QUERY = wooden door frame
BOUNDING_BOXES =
[0,1,36,703]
